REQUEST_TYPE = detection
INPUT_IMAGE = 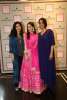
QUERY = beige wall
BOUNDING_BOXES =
[0,1,67,73]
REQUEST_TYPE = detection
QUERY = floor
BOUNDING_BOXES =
[0,72,67,100]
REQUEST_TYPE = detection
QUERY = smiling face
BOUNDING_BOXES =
[27,24,34,33]
[39,18,47,31]
[39,19,45,30]
[16,23,21,33]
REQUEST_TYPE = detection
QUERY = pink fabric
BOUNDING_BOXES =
[19,33,44,94]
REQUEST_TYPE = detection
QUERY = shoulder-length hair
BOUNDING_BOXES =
[39,18,47,28]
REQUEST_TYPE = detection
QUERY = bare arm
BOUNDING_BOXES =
[49,45,54,60]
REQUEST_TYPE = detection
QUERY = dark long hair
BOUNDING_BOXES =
[27,22,36,39]
[9,21,24,37]
[39,18,47,28]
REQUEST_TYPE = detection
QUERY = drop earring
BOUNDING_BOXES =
[32,28,34,32]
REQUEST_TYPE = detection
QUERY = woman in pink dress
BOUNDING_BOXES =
[19,22,44,94]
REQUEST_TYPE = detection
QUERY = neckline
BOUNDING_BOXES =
[40,29,48,36]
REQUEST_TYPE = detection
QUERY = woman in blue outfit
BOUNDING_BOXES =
[9,21,24,91]
[38,18,56,92]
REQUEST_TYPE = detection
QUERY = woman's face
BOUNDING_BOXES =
[27,24,34,32]
[39,20,45,29]
[16,23,21,33]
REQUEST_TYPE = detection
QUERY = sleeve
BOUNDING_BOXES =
[32,34,38,49]
[23,33,28,50]
[9,37,13,53]
[49,29,55,46]
[9,37,18,55]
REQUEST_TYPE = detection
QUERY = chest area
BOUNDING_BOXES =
[40,34,50,43]
[28,35,37,44]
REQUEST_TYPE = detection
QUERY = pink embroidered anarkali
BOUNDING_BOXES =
[19,32,44,94]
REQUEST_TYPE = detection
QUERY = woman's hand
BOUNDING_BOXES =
[49,53,53,60]
[9,53,14,61]
[49,45,54,60]
[24,49,31,59]
[24,49,28,55]
[24,49,29,59]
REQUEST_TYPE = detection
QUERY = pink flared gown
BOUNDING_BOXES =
[19,33,44,94]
